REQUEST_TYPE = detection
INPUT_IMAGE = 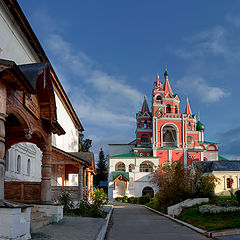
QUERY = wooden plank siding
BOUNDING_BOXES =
[4,181,41,203]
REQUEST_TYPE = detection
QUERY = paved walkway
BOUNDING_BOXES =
[31,216,105,240]
[105,202,212,240]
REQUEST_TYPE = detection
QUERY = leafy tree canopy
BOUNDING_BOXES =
[78,133,92,152]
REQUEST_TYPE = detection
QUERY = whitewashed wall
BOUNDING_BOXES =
[5,143,42,182]
[52,93,79,152]
[0,1,80,184]
[0,1,39,64]
[108,157,159,199]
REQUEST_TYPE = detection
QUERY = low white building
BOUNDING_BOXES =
[108,148,159,200]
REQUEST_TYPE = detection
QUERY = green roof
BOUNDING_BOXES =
[199,141,219,145]
[133,146,152,149]
[196,121,205,131]
[219,155,230,161]
[164,70,168,76]
[111,152,140,158]
[112,171,129,181]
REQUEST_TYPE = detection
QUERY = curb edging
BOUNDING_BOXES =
[144,205,210,237]
[144,205,240,238]
[95,205,113,240]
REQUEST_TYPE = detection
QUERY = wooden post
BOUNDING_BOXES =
[41,134,52,204]
[78,165,83,200]
[0,80,7,200]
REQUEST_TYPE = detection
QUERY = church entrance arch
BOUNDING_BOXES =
[142,186,154,198]
[116,181,126,196]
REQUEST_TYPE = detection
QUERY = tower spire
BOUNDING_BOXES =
[184,97,192,115]
[141,95,149,113]
[163,68,173,95]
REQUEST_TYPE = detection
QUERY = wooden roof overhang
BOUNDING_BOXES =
[112,172,129,182]
[52,146,90,167]
[1,59,65,138]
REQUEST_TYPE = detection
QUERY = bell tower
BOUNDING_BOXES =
[136,96,152,146]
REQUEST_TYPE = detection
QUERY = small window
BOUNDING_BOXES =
[140,162,153,172]
[166,104,171,113]
[144,120,148,129]
[141,134,150,144]
[129,164,135,172]
[16,155,21,173]
[27,159,31,175]
[156,96,162,104]
[188,122,192,130]
[115,162,125,172]
[227,178,233,188]
[175,106,178,114]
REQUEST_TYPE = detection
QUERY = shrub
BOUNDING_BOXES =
[92,188,108,207]
[199,204,240,214]
[128,197,138,204]
[152,162,215,212]
[235,190,240,204]
[138,194,151,204]
[58,191,74,213]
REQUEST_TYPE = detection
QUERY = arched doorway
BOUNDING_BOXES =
[116,181,126,196]
[142,186,154,198]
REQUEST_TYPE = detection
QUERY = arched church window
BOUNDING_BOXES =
[115,162,125,172]
[141,134,150,144]
[129,164,135,172]
[144,120,148,129]
[166,104,171,113]
[175,106,178,114]
[187,136,194,148]
[140,161,154,172]
[188,122,192,130]
[27,159,31,175]
[162,125,177,147]
[156,96,162,104]
[16,155,21,173]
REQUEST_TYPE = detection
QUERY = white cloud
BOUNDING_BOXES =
[44,33,142,135]
[176,76,229,103]
[177,26,229,59]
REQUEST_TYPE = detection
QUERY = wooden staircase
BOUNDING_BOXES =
[30,207,52,233]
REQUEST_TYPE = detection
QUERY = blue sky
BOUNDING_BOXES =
[18,0,240,159]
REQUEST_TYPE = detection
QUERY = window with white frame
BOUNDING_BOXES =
[16,155,21,173]
[140,161,153,172]
[27,159,31,175]
[115,162,125,172]
[129,164,135,172]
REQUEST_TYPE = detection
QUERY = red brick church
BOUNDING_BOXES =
[135,70,218,167]
[108,70,221,199]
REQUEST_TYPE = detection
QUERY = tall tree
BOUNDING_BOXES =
[94,148,108,188]
[78,132,92,152]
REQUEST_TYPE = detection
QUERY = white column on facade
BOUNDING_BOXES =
[200,152,203,161]
[237,175,239,189]
[184,150,187,167]
[168,150,172,165]
[224,176,226,190]
[125,164,129,172]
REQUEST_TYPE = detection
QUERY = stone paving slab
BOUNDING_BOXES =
[106,202,212,240]
[31,216,105,240]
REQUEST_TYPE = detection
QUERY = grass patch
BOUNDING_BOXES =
[177,205,240,231]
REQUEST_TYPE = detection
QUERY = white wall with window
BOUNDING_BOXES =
[5,142,42,182]
[108,156,159,199]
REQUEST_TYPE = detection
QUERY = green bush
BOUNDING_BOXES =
[138,194,151,204]
[128,197,138,204]
[58,192,74,213]
[235,190,240,204]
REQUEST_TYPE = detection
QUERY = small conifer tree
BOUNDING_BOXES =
[94,148,108,189]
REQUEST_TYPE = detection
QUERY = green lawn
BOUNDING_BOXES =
[176,205,240,231]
